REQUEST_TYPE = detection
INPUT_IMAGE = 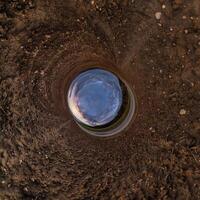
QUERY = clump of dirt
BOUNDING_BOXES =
[0,0,200,199]
[0,0,35,39]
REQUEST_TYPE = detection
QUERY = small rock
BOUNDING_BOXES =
[40,71,45,75]
[179,109,186,115]
[155,12,162,20]
[149,127,156,133]
[45,35,51,39]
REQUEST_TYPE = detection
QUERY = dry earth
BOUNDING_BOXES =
[0,0,200,199]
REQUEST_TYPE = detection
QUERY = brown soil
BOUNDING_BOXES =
[0,0,200,199]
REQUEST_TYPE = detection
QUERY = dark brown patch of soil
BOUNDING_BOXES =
[0,0,200,199]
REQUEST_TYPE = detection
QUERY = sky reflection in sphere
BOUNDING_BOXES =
[68,69,123,127]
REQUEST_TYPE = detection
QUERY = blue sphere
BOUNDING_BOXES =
[68,69,123,127]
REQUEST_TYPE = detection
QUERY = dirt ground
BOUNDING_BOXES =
[0,0,200,199]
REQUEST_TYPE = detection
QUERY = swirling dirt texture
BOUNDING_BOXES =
[0,0,200,199]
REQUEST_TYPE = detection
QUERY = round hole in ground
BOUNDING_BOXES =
[67,67,136,137]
